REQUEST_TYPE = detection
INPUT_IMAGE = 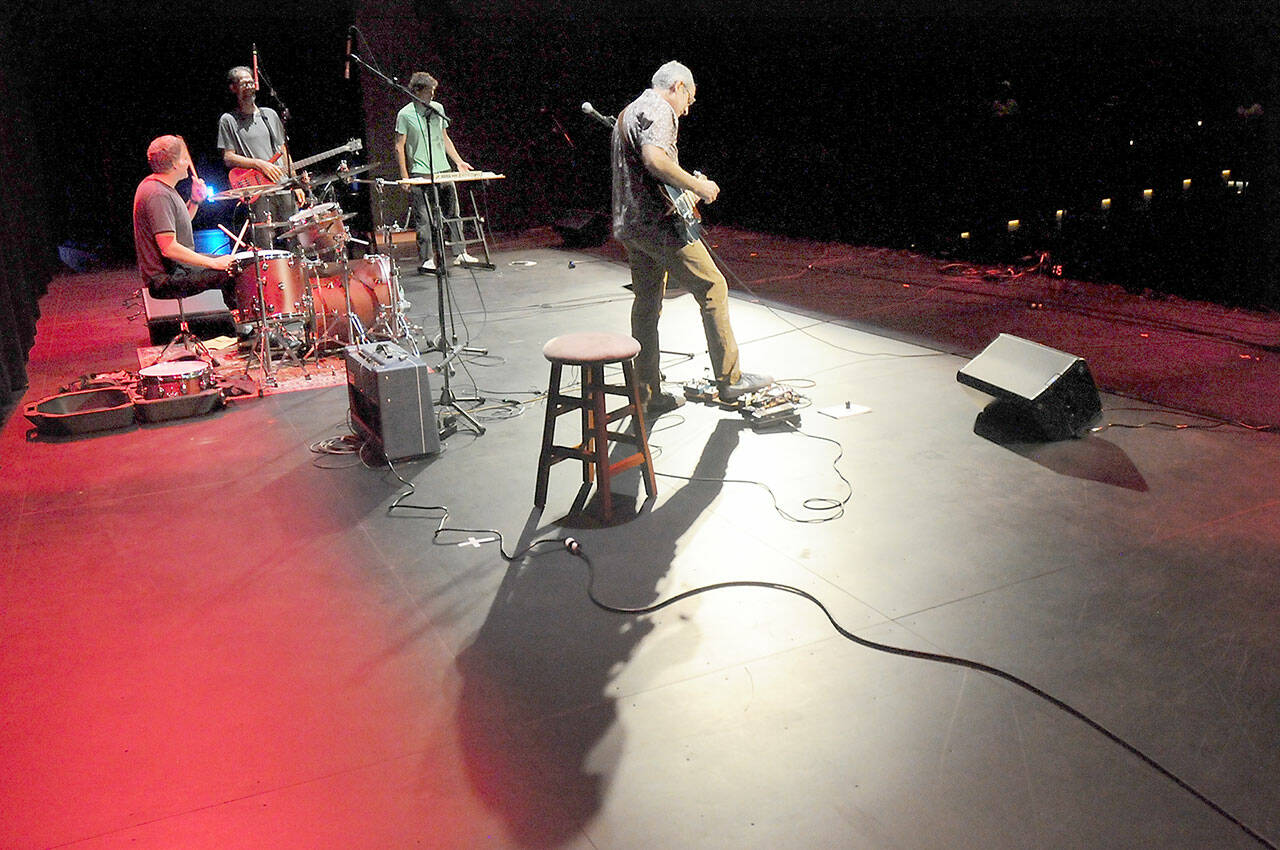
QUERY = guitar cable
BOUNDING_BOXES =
[378,445,1275,850]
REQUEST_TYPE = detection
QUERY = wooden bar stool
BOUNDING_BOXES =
[535,331,657,521]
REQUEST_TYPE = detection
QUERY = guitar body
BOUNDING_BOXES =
[228,151,284,191]
[661,170,707,244]
[225,139,365,194]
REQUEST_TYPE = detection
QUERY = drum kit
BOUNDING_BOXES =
[209,162,417,379]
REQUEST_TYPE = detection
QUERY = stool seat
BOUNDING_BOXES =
[534,332,655,521]
[542,332,641,365]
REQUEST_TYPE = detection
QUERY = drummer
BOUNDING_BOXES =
[132,135,236,303]
[217,66,297,249]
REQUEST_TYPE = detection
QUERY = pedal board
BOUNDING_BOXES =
[681,379,805,429]
[682,378,718,403]
[740,385,802,430]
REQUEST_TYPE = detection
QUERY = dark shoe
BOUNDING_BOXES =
[719,372,773,402]
[645,391,686,417]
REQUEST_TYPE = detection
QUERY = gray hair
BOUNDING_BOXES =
[651,60,694,92]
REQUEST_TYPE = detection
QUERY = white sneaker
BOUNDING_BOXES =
[418,258,436,274]
[453,252,479,266]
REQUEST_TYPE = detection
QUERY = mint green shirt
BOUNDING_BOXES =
[395,101,452,175]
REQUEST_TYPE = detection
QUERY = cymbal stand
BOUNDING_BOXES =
[240,244,306,384]
[363,176,420,354]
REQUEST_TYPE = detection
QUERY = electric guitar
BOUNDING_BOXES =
[227,138,365,192]
[662,171,708,244]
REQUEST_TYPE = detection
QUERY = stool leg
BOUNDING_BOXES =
[580,365,594,486]
[589,363,614,520]
[534,361,562,508]
[623,359,657,500]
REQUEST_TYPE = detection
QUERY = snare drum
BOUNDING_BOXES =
[308,255,393,344]
[138,360,215,400]
[286,202,348,259]
[230,250,306,321]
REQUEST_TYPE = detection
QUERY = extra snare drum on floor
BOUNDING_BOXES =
[138,360,215,400]
[229,249,306,322]
[308,255,394,344]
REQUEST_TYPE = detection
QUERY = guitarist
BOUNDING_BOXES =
[216,66,296,248]
[611,60,771,417]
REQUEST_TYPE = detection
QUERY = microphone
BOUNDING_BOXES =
[344,31,353,80]
[251,44,259,89]
[581,101,616,129]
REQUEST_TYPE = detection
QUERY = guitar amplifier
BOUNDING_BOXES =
[344,342,441,460]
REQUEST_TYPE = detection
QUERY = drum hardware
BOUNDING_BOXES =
[150,295,218,369]
[278,205,357,261]
[360,176,425,356]
[307,161,382,190]
[302,254,367,352]
[228,245,307,383]
[210,178,300,202]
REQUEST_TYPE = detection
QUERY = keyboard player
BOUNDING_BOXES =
[393,71,478,273]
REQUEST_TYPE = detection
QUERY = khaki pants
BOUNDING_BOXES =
[623,237,741,401]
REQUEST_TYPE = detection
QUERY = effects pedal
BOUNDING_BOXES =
[740,385,803,430]
[682,378,717,403]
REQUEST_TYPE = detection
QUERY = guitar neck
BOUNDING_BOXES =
[286,140,364,173]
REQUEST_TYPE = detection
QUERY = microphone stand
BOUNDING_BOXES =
[348,50,485,437]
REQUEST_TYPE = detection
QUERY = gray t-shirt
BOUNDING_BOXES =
[132,177,192,283]
[217,106,285,160]
[611,88,680,243]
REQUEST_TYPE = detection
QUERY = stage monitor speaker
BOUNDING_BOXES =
[552,209,610,247]
[344,342,441,460]
[957,334,1101,440]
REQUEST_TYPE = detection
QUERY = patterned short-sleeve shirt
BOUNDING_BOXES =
[611,88,680,243]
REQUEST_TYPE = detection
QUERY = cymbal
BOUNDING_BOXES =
[252,219,295,230]
[306,162,383,187]
[211,180,296,201]
[277,212,357,240]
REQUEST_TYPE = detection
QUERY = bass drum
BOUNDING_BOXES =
[308,255,393,345]
[229,250,306,321]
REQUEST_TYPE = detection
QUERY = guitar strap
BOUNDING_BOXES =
[232,108,279,159]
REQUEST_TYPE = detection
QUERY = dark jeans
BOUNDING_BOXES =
[147,263,235,308]
[410,175,462,264]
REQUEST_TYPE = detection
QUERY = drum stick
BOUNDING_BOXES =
[217,223,249,252]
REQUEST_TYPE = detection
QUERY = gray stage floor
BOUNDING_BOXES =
[2,240,1278,849]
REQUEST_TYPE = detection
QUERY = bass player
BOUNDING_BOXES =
[217,65,297,248]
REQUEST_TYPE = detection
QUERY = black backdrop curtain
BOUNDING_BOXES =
[0,10,56,406]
